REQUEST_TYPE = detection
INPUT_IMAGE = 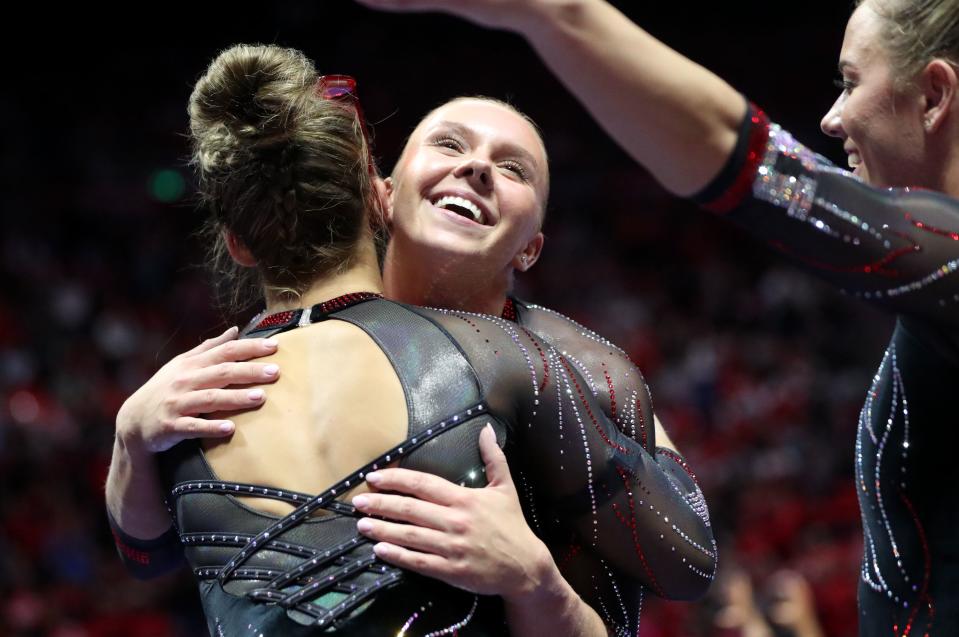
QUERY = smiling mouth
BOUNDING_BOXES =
[432,195,487,225]
[847,152,861,170]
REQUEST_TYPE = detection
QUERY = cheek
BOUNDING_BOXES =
[846,81,912,145]
[388,181,425,231]
[500,185,541,226]
[406,153,450,186]
[842,94,873,141]
[512,200,544,240]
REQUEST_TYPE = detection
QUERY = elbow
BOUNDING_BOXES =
[655,550,717,601]
[674,559,717,601]
[646,526,718,601]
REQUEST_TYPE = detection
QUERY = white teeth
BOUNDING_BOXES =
[434,195,483,224]
[847,153,861,169]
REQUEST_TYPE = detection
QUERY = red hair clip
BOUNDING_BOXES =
[316,74,376,177]
[316,74,358,101]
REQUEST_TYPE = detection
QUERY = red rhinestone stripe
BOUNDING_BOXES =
[613,466,665,597]
[896,490,935,637]
[558,357,629,455]
[255,310,297,330]
[767,238,919,277]
[602,364,618,422]
[501,297,518,322]
[254,292,382,331]
[520,327,550,393]
[635,397,649,451]
[905,211,959,241]
[703,106,770,215]
[657,448,701,489]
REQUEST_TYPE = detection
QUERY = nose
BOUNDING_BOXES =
[453,157,493,191]
[820,93,845,139]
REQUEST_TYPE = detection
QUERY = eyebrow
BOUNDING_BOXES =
[430,120,542,172]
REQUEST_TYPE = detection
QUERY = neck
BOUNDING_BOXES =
[382,239,510,316]
[941,131,959,197]
[919,112,959,195]
[264,236,384,312]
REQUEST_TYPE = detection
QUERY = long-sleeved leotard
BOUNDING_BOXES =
[157,295,715,636]
[505,297,716,632]
[694,106,959,637]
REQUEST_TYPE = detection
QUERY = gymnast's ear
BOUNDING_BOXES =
[378,176,395,228]
[223,230,257,267]
[920,58,957,133]
[512,231,544,272]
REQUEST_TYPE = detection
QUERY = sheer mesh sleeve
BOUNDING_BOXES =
[514,302,656,452]
[420,308,717,605]
[695,105,959,330]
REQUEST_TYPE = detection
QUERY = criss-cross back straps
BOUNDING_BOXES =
[215,401,489,585]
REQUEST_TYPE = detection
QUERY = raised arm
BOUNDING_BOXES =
[694,107,959,328]
[360,0,959,326]
[356,0,746,196]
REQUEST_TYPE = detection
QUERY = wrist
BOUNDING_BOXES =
[112,411,160,476]
[115,396,153,454]
[503,541,568,607]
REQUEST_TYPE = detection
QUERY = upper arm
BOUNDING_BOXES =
[519,305,659,452]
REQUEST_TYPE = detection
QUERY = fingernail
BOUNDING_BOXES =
[365,471,381,485]
[263,338,278,349]
[228,326,239,335]
[352,495,369,509]
[263,364,279,376]
[248,389,265,401]
[356,518,374,532]
[220,420,234,432]
[373,542,391,557]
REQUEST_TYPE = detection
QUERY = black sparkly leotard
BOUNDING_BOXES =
[505,297,715,632]
[695,106,959,636]
[157,295,716,636]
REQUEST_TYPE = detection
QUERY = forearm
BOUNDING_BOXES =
[105,430,185,578]
[105,432,173,539]
[503,557,609,637]
[515,0,746,195]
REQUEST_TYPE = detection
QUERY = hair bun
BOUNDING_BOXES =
[190,44,317,151]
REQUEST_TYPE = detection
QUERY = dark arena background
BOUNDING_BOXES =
[2,2,888,635]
